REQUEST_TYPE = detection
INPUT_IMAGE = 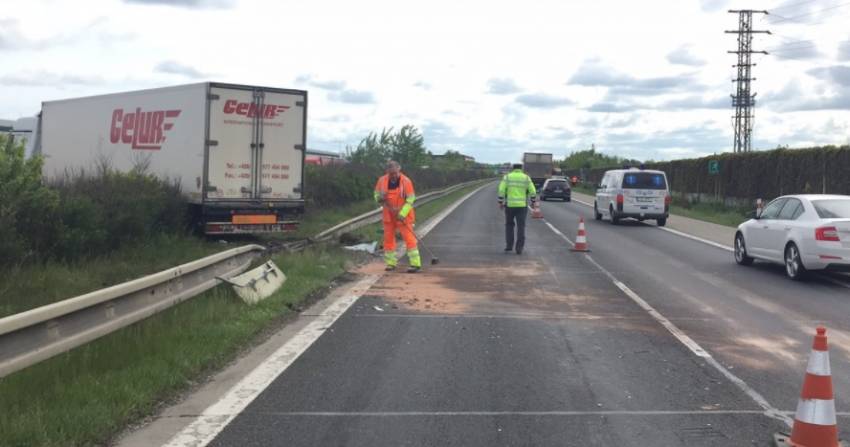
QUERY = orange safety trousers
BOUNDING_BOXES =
[376,174,420,267]
[383,219,417,252]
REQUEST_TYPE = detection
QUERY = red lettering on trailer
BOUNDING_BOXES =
[222,99,290,119]
[109,107,181,150]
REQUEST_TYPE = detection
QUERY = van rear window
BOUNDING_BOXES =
[622,173,666,190]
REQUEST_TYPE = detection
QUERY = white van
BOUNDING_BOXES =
[594,168,671,226]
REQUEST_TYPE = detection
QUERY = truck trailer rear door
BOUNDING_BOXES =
[206,86,258,199]
[256,89,305,200]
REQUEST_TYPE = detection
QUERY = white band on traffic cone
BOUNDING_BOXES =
[806,350,831,376]
[795,398,837,426]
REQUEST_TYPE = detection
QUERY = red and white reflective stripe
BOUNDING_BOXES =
[806,350,831,376]
[795,398,837,426]
[576,233,587,244]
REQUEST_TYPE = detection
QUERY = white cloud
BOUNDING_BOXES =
[486,78,522,95]
[515,93,573,108]
[155,60,208,78]
[329,89,376,104]
[123,0,234,8]
[0,0,848,162]
[667,45,706,66]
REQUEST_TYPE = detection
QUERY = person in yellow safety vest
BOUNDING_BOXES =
[498,163,537,255]
[374,160,422,273]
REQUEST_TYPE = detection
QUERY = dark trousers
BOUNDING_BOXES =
[504,206,527,251]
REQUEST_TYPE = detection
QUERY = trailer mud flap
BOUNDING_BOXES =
[219,260,286,305]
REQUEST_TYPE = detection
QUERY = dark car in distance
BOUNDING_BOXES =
[540,178,571,202]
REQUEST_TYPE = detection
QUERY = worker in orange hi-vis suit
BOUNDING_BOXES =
[374,160,421,273]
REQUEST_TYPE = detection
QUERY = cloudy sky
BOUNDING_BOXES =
[1,0,848,163]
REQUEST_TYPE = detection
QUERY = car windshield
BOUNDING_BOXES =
[546,180,567,189]
[812,199,850,218]
[621,172,666,190]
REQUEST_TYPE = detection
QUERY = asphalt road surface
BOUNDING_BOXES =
[207,184,849,446]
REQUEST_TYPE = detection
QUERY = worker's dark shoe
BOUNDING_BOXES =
[504,247,513,252]
[406,266,421,274]
[515,247,523,255]
[385,265,397,272]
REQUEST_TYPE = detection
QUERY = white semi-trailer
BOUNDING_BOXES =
[35,82,307,234]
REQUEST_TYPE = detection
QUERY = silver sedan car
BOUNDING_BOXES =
[734,194,850,280]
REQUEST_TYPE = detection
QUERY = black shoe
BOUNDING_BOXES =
[516,247,523,255]
[504,247,513,252]
[385,265,397,271]
[406,266,421,273]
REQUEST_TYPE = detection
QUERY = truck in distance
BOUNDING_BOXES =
[35,82,307,235]
[522,152,554,188]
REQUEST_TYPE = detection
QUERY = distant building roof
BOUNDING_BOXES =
[306,148,342,158]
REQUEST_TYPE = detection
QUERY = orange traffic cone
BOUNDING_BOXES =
[531,202,543,219]
[570,217,590,252]
[776,327,841,447]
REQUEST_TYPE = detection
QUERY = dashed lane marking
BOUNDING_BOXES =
[542,217,793,428]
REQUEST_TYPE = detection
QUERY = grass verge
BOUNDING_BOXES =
[0,244,356,447]
[0,234,223,318]
[0,181,487,447]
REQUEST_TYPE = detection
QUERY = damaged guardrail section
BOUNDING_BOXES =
[0,178,494,379]
[0,244,265,378]
[313,178,491,242]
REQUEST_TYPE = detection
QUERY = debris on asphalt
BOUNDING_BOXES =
[344,241,378,254]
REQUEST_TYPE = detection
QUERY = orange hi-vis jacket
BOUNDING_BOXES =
[374,173,416,224]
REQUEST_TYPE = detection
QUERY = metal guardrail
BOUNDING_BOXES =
[313,178,492,242]
[0,178,493,378]
[0,245,264,378]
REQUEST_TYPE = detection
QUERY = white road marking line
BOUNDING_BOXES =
[544,221,575,247]
[164,183,489,447]
[352,313,650,320]
[573,198,593,208]
[570,197,735,252]
[819,275,850,290]
[652,226,733,252]
[245,410,772,417]
[541,220,793,428]
[163,274,381,447]
[572,197,850,289]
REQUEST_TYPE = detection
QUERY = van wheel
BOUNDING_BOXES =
[610,206,620,225]
[657,217,667,227]
[594,202,602,220]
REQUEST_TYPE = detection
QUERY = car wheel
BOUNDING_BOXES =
[566,196,571,202]
[594,202,602,220]
[610,206,620,225]
[734,233,754,266]
[657,217,667,227]
[541,197,546,202]
[784,242,807,280]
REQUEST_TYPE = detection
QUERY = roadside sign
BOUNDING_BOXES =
[708,160,720,175]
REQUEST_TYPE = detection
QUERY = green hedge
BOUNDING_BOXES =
[0,133,190,266]
[1,133,489,267]
[305,163,491,208]
[566,145,850,201]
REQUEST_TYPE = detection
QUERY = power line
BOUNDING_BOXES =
[770,1,850,23]
[770,44,820,54]
[769,0,823,11]
[765,40,817,51]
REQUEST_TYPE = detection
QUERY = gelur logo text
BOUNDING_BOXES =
[109,108,182,150]
[223,99,289,119]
